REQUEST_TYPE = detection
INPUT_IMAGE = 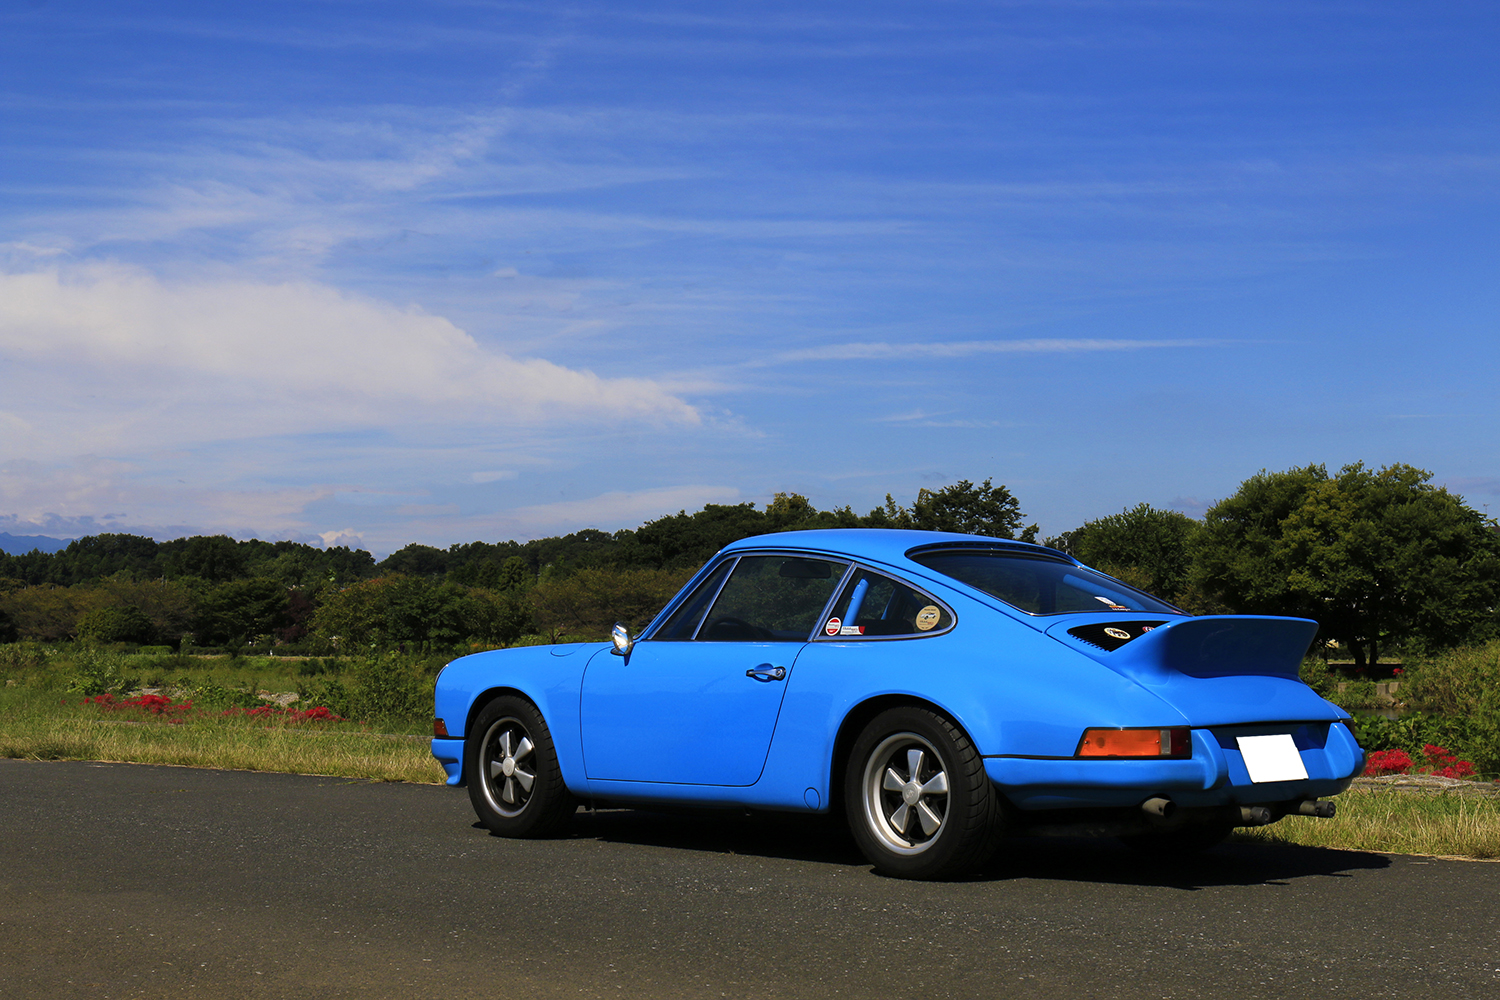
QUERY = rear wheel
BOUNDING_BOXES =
[467,696,575,838]
[845,706,1003,879]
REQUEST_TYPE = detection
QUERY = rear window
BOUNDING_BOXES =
[909,549,1184,617]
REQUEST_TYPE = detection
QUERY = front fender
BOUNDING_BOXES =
[431,643,608,789]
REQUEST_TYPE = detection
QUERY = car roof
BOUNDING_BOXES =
[717,528,1076,567]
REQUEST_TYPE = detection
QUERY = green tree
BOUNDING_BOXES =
[1062,503,1200,605]
[158,535,248,583]
[866,478,1038,541]
[309,575,528,650]
[530,567,695,642]
[75,605,157,645]
[195,578,290,646]
[95,577,197,646]
[0,584,110,641]
[379,544,450,577]
[1194,463,1500,667]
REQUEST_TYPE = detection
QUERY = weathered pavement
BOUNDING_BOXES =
[2,759,1496,999]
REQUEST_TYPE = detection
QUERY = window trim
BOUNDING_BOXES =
[811,562,957,642]
[644,552,855,643]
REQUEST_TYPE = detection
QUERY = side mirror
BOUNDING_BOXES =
[610,622,634,657]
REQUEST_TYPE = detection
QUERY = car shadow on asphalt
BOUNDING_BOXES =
[555,807,1392,889]
[978,835,1392,891]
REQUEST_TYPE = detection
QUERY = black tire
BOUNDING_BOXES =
[844,706,1004,879]
[1118,820,1235,856]
[467,696,575,838]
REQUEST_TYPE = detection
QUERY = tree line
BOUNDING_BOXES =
[1,465,1496,664]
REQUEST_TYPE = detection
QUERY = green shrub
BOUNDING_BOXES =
[0,642,51,672]
[65,647,137,697]
[1349,712,1500,778]
[296,657,338,677]
[349,653,431,723]
[1401,640,1500,718]
[295,675,352,718]
[1298,656,1337,699]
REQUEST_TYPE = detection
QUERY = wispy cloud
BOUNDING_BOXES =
[874,410,1015,429]
[773,338,1221,364]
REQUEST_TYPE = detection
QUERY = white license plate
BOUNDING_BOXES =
[1237,733,1309,783]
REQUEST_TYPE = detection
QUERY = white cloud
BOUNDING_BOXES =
[319,528,365,549]
[0,263,701,461]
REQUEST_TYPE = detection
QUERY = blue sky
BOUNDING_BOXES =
[1,0,1497,557]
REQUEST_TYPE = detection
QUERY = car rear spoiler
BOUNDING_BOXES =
[1048,615,1320,684]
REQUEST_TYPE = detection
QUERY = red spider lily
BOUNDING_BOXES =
[85,692,192,716]
[221,702,345,723]
[1364,744,1479,780]
[1364,748,1413,776]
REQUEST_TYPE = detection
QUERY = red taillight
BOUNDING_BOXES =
[434,718,449,737]
[1076,727,1190,759]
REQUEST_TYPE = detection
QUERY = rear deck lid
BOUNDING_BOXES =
[1045,614,1342,725]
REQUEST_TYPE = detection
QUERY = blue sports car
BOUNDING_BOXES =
[430,529,1363,878]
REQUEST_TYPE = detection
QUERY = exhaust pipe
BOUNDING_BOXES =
[1140,796,1176,820]
[1238,805,1273,826]
[1296,799,1336,818]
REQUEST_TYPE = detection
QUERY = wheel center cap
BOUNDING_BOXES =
[902,783,921,806]
[501,758,516,777]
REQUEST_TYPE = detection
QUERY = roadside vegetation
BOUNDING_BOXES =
[1240,781,1500,859]
[3,462,1500,858]
[0,644,442,782]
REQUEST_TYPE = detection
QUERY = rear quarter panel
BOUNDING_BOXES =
[761,591,1191,809]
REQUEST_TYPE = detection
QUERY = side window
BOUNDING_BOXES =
[652,559,735,640]
[699,555,847,642]
[820,569,953,638]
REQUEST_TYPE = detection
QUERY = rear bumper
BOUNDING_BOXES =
[985,721,1364,810]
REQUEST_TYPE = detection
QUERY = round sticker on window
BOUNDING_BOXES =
[1104,627,1132,641]
[915,606,942,631]
[825,617,842,636]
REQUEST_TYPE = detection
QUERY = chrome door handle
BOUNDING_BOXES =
[745,665,786,682]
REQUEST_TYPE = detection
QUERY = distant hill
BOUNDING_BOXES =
[0,532,72,556]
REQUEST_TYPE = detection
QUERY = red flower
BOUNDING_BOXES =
[1364,748,1414,776]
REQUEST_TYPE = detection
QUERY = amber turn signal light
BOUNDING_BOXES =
[434,718,449,737]
[1076,727,1190,758]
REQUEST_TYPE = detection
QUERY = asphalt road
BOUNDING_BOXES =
[1,759,1496,1000]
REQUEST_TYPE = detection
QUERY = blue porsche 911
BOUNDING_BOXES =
[430,529,1363,878]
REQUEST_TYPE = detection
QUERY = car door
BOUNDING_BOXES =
[580,553,847,786]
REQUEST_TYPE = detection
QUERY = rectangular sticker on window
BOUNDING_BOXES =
[1236,734,1308,783]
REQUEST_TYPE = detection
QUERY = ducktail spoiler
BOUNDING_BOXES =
[1048,615,1320,684]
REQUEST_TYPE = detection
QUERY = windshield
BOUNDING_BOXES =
[909,549,1185,617]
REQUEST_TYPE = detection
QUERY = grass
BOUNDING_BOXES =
[0,665,444,783]
[1237,781,1500,860]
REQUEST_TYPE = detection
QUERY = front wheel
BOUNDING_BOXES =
[845,706,1003,879]
[467,696,575,838]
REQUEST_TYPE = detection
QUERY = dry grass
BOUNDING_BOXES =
[1238,779,1500,859]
